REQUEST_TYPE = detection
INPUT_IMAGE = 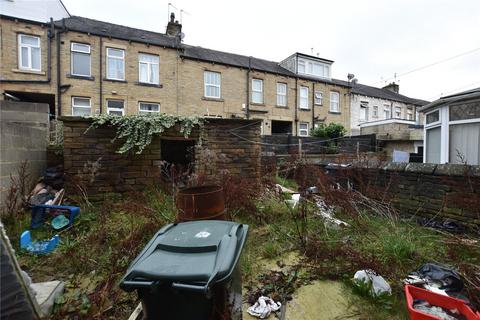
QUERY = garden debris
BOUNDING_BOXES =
[285,193,300,208]
[275,184,297,194]
[413,300,466,320]
[30,280,65,317]
[20,230,59,255]
[313,196,349,229]
[420,218,465,233]
[247,296,281,319]
[408,263,464,293]
[354,269,391,296]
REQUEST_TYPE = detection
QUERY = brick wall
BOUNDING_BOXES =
[0,101,49,203]
[322,161,480,229]
[61,117,261,196]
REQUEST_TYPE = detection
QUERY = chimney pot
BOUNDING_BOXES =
[166,12,182,38]
[382,82,399,94]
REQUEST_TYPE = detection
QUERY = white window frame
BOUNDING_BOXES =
[297,58,330,78]
[329,92,340,112]
[106,47,125,80]
[71,97,91,116]
[70,42,91,77]
[407,108,414,120]
[373,106,379,118]
[106,99,125,116]
[395,106,402,119]
[138,102,160,114]
[360,103,369,121]
[276,82,287,107]
[424,107,449,164]
[384,104,391,119]
[18,34,41,71]
[297,60,306,73]
[204,71,221,99]
[314,91,323,106]
[425,108,441,128]
[299,122,309,136]
[299,86,309,109]
[138,53,159,84]
[251,79,264,104]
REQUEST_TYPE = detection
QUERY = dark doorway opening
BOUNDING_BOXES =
[160,139,195,185]
[271,120,292,134]
[4,91,56,118]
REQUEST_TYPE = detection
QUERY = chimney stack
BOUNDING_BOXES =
[166,12,182,37]
[382,82,399,94]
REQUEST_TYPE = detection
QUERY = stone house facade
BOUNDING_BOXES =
[0,14,351,136]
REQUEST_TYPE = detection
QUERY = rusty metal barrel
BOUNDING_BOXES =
[176,185,226,221]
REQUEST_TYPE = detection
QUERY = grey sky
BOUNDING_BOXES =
[62,0,480,101]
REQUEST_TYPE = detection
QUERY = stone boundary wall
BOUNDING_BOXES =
[320,161,480,229]
[262,134,376,155]
[0,101,49,204]
[60,117,261,196]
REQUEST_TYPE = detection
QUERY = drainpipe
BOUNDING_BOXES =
[99,36,103,114]
[294,55,298,136]
[246,57,252,119]
[55,18,68,117]
[311,82,315,129]
[0,18,54,84]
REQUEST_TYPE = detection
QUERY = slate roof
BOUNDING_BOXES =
[351,83,429,106]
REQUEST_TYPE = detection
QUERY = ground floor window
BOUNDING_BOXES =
[107,99,125,116]
[449,123,480,164]
[139,102,160,114]
[72,97,91,116]
[299,122,309,136]
[425,126,441,163]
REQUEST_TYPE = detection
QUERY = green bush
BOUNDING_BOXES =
[310,123,346,139]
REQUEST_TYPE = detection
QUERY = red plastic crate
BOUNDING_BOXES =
[405,285,480,320]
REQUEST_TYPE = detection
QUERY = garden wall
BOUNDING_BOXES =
[60,117,261,196]
[0,101,49,204]
[322,161,480,229]
[262,134,376,155]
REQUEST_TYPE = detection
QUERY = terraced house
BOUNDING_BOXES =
[1,11,352,136]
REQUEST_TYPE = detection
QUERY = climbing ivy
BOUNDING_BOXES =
[85,114,203,154]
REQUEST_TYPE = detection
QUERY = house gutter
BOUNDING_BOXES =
[294,55,298,136]
[0,18,54,84]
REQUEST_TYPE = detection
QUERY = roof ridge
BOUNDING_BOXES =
[66,15,167,36]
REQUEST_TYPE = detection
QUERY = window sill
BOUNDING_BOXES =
[249,109,268,114]
[135,82,163,88]
[202,97,224,102]
[12,68,45,75]
[275,105,289,109]
[67,74,95,81]
[250,102,265,106]
[103,78,127,83]
[328,111,342,114]
[314,104,323,107]
[299,108,311,111]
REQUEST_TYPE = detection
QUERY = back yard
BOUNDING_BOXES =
[3,164,479,319]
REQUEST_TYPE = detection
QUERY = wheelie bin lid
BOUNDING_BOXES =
[120,220,248,294]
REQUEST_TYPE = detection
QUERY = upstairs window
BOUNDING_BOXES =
[373,106,379,118]
[314,91,323,105]
[407,107,414,120]
[204,71,221,98]
[297,60,306,73]
[360,103,368,121]
[276,83,287,106]
[72,97,91,116]
[71,43,91,77]
[252,79,264,104]
[299,122,309,136]
[384,105,391,119]
[299,86,309,109]
[395,106,402,118]
[298,58,330,78]
[139,102,160,114]
[107,99,125,116]
[330,92,340,112]
[139,53,159,84]
[18,34,41,71]
[106,48,125,80]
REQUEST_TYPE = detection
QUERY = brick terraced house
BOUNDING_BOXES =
[1,11,353,136]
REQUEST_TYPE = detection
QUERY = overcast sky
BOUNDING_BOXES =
[62,0,480,101]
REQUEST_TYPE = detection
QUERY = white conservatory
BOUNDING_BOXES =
[420,88,480,165]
